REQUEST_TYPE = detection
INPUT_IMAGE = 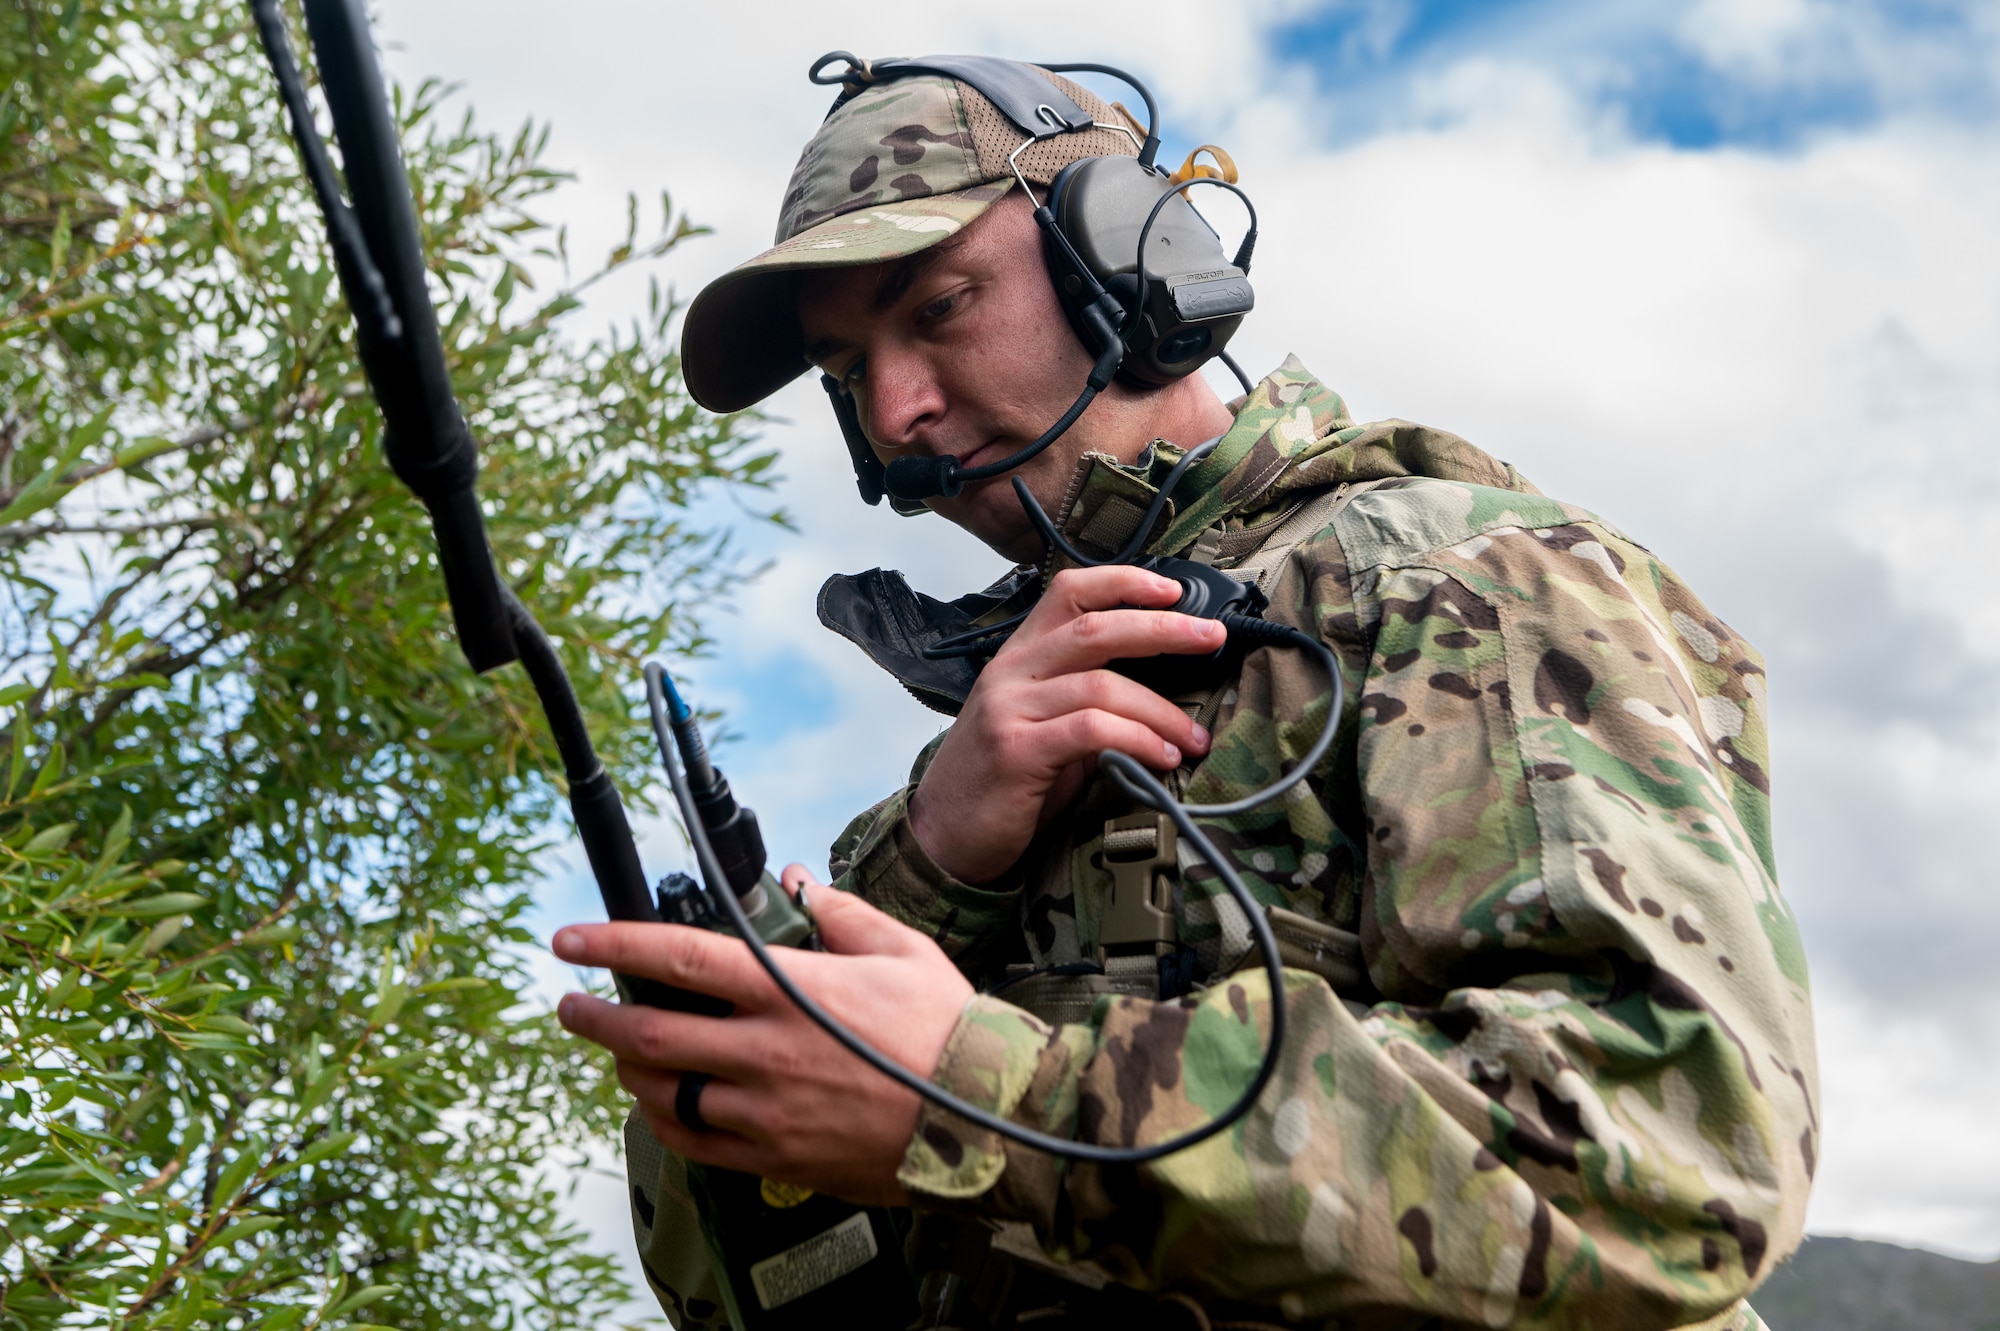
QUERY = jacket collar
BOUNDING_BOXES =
[1024,354,1358,579]
[817,356,1536,714]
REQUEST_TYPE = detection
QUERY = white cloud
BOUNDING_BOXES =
[1808,985,2000,1257]
[377,0,2000,1289]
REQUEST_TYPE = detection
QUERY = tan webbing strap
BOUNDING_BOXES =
[1225,477,1386,591]
[1229,905,1376,1015]
[1000,906,1374,1031]
[996,956,1161,1028]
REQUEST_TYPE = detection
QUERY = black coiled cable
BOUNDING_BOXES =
[644,596,1341,1163]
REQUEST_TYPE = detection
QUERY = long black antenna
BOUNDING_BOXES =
[251,0,516,674]
[249,0,657,930]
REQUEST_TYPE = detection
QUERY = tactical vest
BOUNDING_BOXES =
[831,476,1387,1330]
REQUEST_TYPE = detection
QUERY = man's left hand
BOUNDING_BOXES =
[553,866,973,1206]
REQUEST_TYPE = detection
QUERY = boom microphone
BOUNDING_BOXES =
[882,330,1124,502]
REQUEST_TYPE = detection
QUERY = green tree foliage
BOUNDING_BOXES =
[0,2,771,1326]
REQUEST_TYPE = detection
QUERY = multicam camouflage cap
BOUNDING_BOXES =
[680,61,1143,414]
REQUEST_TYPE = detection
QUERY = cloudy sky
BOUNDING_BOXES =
[372,0,2000,1292]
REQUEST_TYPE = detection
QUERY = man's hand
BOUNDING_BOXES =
[909,565,1222,883]
[553,867,972,1207]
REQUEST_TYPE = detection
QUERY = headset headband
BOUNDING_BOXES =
[809,51,1162,169]
[812,54,1084,134]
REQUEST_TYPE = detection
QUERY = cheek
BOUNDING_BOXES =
[978,276,1092,386]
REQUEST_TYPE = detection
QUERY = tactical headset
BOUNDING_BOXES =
[807,53,1258,512]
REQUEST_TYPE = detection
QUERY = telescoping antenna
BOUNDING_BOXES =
[247,0,665,940]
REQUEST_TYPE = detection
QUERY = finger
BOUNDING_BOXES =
[619,1062,762,1142]
[639,1102,766,1176]
[551,921,772,1009]
[780,862,824,898]
[1036,760,1093,833]
[1013,607,1226,678]
[1015,565,1184,641]
[1016,670,1211,754]
[1038,708,1188,772]
[799,881,933,959]
[557,991,748,1076]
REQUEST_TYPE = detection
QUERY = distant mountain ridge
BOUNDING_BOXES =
[1751,1235,2000,1330]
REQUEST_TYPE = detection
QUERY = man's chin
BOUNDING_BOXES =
[930,487,1039,562]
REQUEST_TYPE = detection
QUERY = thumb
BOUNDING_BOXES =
[783,866,925,958]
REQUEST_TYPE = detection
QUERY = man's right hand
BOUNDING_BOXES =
[907,565,1223,884]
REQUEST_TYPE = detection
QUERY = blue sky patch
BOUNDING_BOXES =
[1266,0,1994,151]
[690,645,839,751]
[1608,44,1879,149]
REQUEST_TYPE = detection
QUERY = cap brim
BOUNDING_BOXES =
[682,180,1015,413]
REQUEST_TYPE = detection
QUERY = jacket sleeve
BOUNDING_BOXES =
[892,513,1818,1331]
[827,731,1026,976]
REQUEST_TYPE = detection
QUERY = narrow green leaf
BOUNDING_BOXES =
[174,1031,252,1051]
[211,1149,259,1208]
[0,413,107,526]
[136,914,184,956]
[0,473,66,527]
[117,892,207,918]
[292,1130,357,1169]
[329,1285,398,1317]
[91,805,133,876]
[65,406,115,462]
[112,434,181,469]
[23,822,76,856]
[46,965,85,1010]
[7,712,28,801]
[211,1213,285,1246]
[49,205,70,274]
[414,976,487,994]
[297,1066,342,1115]
[39,289,114,321]
[29,741,67,796]
[366,982,408,1027]
[239,922,300,947]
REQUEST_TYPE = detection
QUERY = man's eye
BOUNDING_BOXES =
[919,294,955,322]
[840,358,866,390]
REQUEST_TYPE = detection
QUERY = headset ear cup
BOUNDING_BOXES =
[1046,156,1252,388]
[1042,159,1124,360]
[822,374,886,507]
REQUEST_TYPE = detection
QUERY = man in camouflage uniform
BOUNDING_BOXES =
[551,57,1818,1330]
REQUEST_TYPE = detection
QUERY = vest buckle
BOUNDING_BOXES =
[1095,812,1179,960]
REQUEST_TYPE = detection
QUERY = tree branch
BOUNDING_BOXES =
[0,381,361,514]
[0,516,219,550]
[0,206,119,231]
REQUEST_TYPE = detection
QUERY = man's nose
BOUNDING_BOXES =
[861,345,946,454]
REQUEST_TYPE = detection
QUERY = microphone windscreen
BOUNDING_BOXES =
[885,456,956,501]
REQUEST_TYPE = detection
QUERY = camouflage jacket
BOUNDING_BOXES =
[813,357,1817,1329]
